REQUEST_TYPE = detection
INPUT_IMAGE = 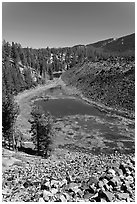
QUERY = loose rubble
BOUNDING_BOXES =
[2,149,135,202]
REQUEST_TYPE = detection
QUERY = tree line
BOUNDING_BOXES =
[2,39,119,83]
[2,41,54,156]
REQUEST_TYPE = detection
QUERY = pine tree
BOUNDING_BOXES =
[2,40,11,61]
[23,68,33,89]
[19,48,27,66]
[3,61,15,94]
[29,106,53,157]
[48,64,53,80]
[26,47,31,66]
[11,42,20,63]
[2,92,19,150]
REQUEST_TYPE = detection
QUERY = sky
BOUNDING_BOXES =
[2,2,135,48]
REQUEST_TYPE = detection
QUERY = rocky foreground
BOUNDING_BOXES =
[2,148,135,202]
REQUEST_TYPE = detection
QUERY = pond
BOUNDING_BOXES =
[34,88,135,154]
[35,98,105,117]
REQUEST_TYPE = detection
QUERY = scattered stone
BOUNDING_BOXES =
[119,163,127,175]
[117,192,130,201]
[39,197,45,202]
[23,181,32,188]
[87,176,98,185]
[60,194,67,202]
[43,190,52,197]
[97,180,104,189]
[2,149,135,202]
[107,169,116,177]
[103,190,115,202]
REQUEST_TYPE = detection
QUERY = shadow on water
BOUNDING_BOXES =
[18,146,49,158]
[18,146,37,155]
[2,143,37,156]
[45,86,134,120]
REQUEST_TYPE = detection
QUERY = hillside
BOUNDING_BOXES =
[62,57,135,115]
[87,33,135,56]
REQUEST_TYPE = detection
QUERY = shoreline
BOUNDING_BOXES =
[15,78,62,140]
[15,77,135,142]
[61,79,135,120]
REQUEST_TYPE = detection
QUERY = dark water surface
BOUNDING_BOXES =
[35,98,105,117]
[34,87,135,154]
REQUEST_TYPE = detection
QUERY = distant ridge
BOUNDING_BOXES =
[86,33,135,56]
[52,33,135,57]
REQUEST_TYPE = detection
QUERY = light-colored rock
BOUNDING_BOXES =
[51,187,58,195]
[60,194,67,202]
[43,190,52,198]
[39,197,45,202]
[108,169,116,177]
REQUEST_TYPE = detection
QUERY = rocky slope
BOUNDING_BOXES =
[2,148,135,202]
[62,57,135,115]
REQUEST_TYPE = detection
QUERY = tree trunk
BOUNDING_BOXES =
[8,135,10,150]
[37,124,39,155]
[12,132,16,151]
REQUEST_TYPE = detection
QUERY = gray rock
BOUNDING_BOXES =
[39,197,45,202]
[119,163,127,175]
[103,190,115,202]
[117,192,129,201]
[43,189,52,198]
[60,194,67,202]
[88,176,98,185]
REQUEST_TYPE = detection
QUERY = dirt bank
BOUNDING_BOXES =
[15,78,63,140]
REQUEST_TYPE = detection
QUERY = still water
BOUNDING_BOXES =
[35,98,104,117]
[34,87,135,154]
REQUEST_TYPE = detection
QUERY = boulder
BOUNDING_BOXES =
[39,197,45,202]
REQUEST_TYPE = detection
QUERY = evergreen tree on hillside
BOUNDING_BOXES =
[23,68,33,89]
[11,42,20,63]
[48,64,53,80]
[70,54,77,68]
[3,61,15,94]
[86,46,95,61]
[52,55,60,72]
[41,59,47,78]
[2,40,11,61]
[2,92,19,150]
[11,63,26,93]
[46,46,51,57]
[29,106,53,157]
[20,51,27,66]
[26,47,31,66]
[3,58,25,94]
[16,45,27,66]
